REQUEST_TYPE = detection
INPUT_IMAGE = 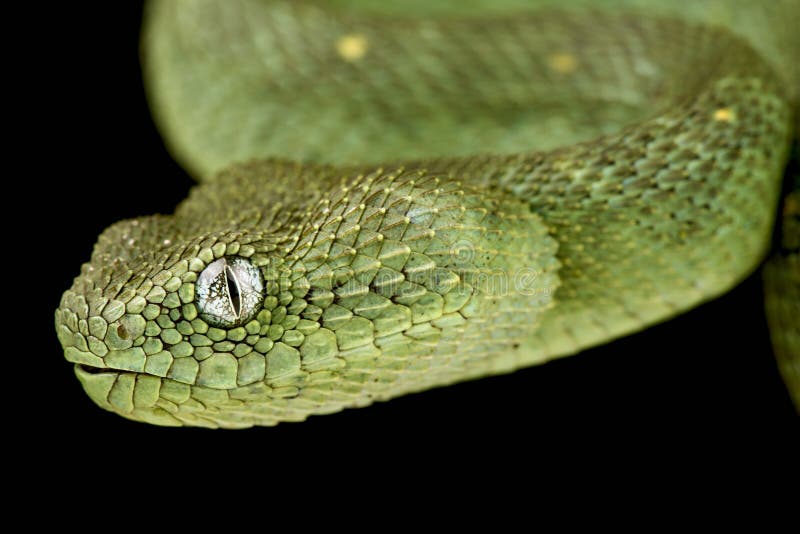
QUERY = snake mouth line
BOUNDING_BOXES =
[76,364,119,376]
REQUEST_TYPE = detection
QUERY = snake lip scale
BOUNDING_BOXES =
[55,0,800,428]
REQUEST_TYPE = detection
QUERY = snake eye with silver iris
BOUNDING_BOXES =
[196,257,264,328]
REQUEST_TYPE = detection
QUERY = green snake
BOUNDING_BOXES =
[55,0,799,428]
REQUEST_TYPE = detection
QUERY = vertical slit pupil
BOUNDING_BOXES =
[225,266,241,317]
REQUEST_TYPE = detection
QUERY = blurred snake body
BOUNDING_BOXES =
[56,0,799,427]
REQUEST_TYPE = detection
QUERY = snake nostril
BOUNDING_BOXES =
[116,324,129,339]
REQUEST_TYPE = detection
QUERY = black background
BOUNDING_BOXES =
[35,2,797,479]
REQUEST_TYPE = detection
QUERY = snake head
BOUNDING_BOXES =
[56,160,559,427]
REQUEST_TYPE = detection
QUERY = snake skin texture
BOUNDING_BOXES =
[55,0,799,427]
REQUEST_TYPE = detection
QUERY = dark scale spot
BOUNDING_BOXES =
[117,324,128,339]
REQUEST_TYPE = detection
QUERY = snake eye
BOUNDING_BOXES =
[196,257,263,328]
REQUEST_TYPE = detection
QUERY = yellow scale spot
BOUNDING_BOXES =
[548,52,578,74]
[713,107,736,122]
[336,34,368,61]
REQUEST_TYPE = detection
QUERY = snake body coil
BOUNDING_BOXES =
[55,0,799,427]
